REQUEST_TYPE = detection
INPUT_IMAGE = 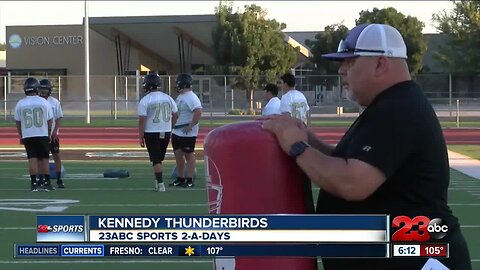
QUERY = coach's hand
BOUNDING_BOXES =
[19,138,23,145]
[262,115,308,154]
[139,136,145,148]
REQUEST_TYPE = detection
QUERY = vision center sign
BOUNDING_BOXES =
[8,34,22,48]
[25,35,84,46]
[9,33,83,49]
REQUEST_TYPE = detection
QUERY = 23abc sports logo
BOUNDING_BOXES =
[392,216,448,242]
[37,224,84,233]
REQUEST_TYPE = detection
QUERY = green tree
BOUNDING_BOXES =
[0,43,6,51]
[432,0,480,73]
[212,1,297,110]
[305,23,349,75]
[356,7,427,74]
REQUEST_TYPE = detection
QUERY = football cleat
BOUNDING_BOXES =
[169,178,185,187]
[31,183,38,192]
[56,181,65,189]
[43,183,55,192]
[185,179,194,188]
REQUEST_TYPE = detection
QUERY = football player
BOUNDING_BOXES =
[279,73,310,125]
[138,73,178,192]
[38,79,65,189]
[170,74,202,188]
[14,77,54,191]
[262,83,281,116]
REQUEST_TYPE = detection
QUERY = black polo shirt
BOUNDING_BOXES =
[318,81,469,269]
[317,80,457,225]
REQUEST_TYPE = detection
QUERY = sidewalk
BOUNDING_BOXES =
[448,150,480,180]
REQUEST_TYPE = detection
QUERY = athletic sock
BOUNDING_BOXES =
[155,172,163,183]
[44,175,50,185]
[30,175,37,185]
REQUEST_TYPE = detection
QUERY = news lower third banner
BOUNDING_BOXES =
[21,215,454,258]
[35,215,388,243]
[16,243,449,258]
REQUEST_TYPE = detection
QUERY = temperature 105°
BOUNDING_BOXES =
[424,246,444,255]
[206,247,224,255]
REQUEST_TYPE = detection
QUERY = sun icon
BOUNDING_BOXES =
[185,246,195,256]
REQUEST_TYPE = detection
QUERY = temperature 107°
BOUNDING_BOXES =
[206,247,224,255]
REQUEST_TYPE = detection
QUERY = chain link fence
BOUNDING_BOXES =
[1,73,480,121]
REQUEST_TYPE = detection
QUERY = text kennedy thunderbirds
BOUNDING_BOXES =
[96,217,269,229]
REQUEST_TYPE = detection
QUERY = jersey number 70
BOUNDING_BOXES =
[151,102,172,123]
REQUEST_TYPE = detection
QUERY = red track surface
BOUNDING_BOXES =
[0,127,479,145]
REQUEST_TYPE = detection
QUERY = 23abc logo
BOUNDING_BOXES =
[392,216,448,241]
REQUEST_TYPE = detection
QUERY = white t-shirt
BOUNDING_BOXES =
[262,97,281,116]
[47,96,63,136]
[280,89,310,124]
[172,90,202,137]
[14,96,53,139]
[138,91,178,133]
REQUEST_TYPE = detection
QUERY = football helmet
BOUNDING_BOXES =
[143,73,161,93]
[24,77,40,95]
[205,156,223,214]
[175,73,193,91]
[39,79,53,97]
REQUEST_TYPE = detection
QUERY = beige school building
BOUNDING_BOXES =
[3,15,311,114]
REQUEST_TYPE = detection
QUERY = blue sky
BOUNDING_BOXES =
[0,1,454,43]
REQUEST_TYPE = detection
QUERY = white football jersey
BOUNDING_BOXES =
[47,96,63,136]
[138,91,178,133]
[14,96,53,139]
[262,97,281,116]
[280,89,310,124]
[172,90,202,137]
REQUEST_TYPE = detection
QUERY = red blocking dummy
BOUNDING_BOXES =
[204,121,317,270]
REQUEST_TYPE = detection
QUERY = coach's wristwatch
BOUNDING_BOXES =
[288,141,310,159]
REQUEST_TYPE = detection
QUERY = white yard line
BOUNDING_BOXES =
[448,150,480,180]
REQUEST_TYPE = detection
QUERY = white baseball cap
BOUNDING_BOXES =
[322,23,408,61]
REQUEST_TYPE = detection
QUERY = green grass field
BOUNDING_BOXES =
[0,160,479,269]
[0,161,213,270]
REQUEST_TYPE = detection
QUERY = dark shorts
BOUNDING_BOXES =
[50,138,60,154]
[144,132,171,164]
[171,134,197,153]
[23,137,50,159]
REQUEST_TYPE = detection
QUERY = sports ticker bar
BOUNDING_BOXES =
[15,243,388,258]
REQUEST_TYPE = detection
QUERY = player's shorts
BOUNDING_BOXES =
[171,134,197,153]
[144,132,171,164]
[50,138,60,154]
[23,137,50,159]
